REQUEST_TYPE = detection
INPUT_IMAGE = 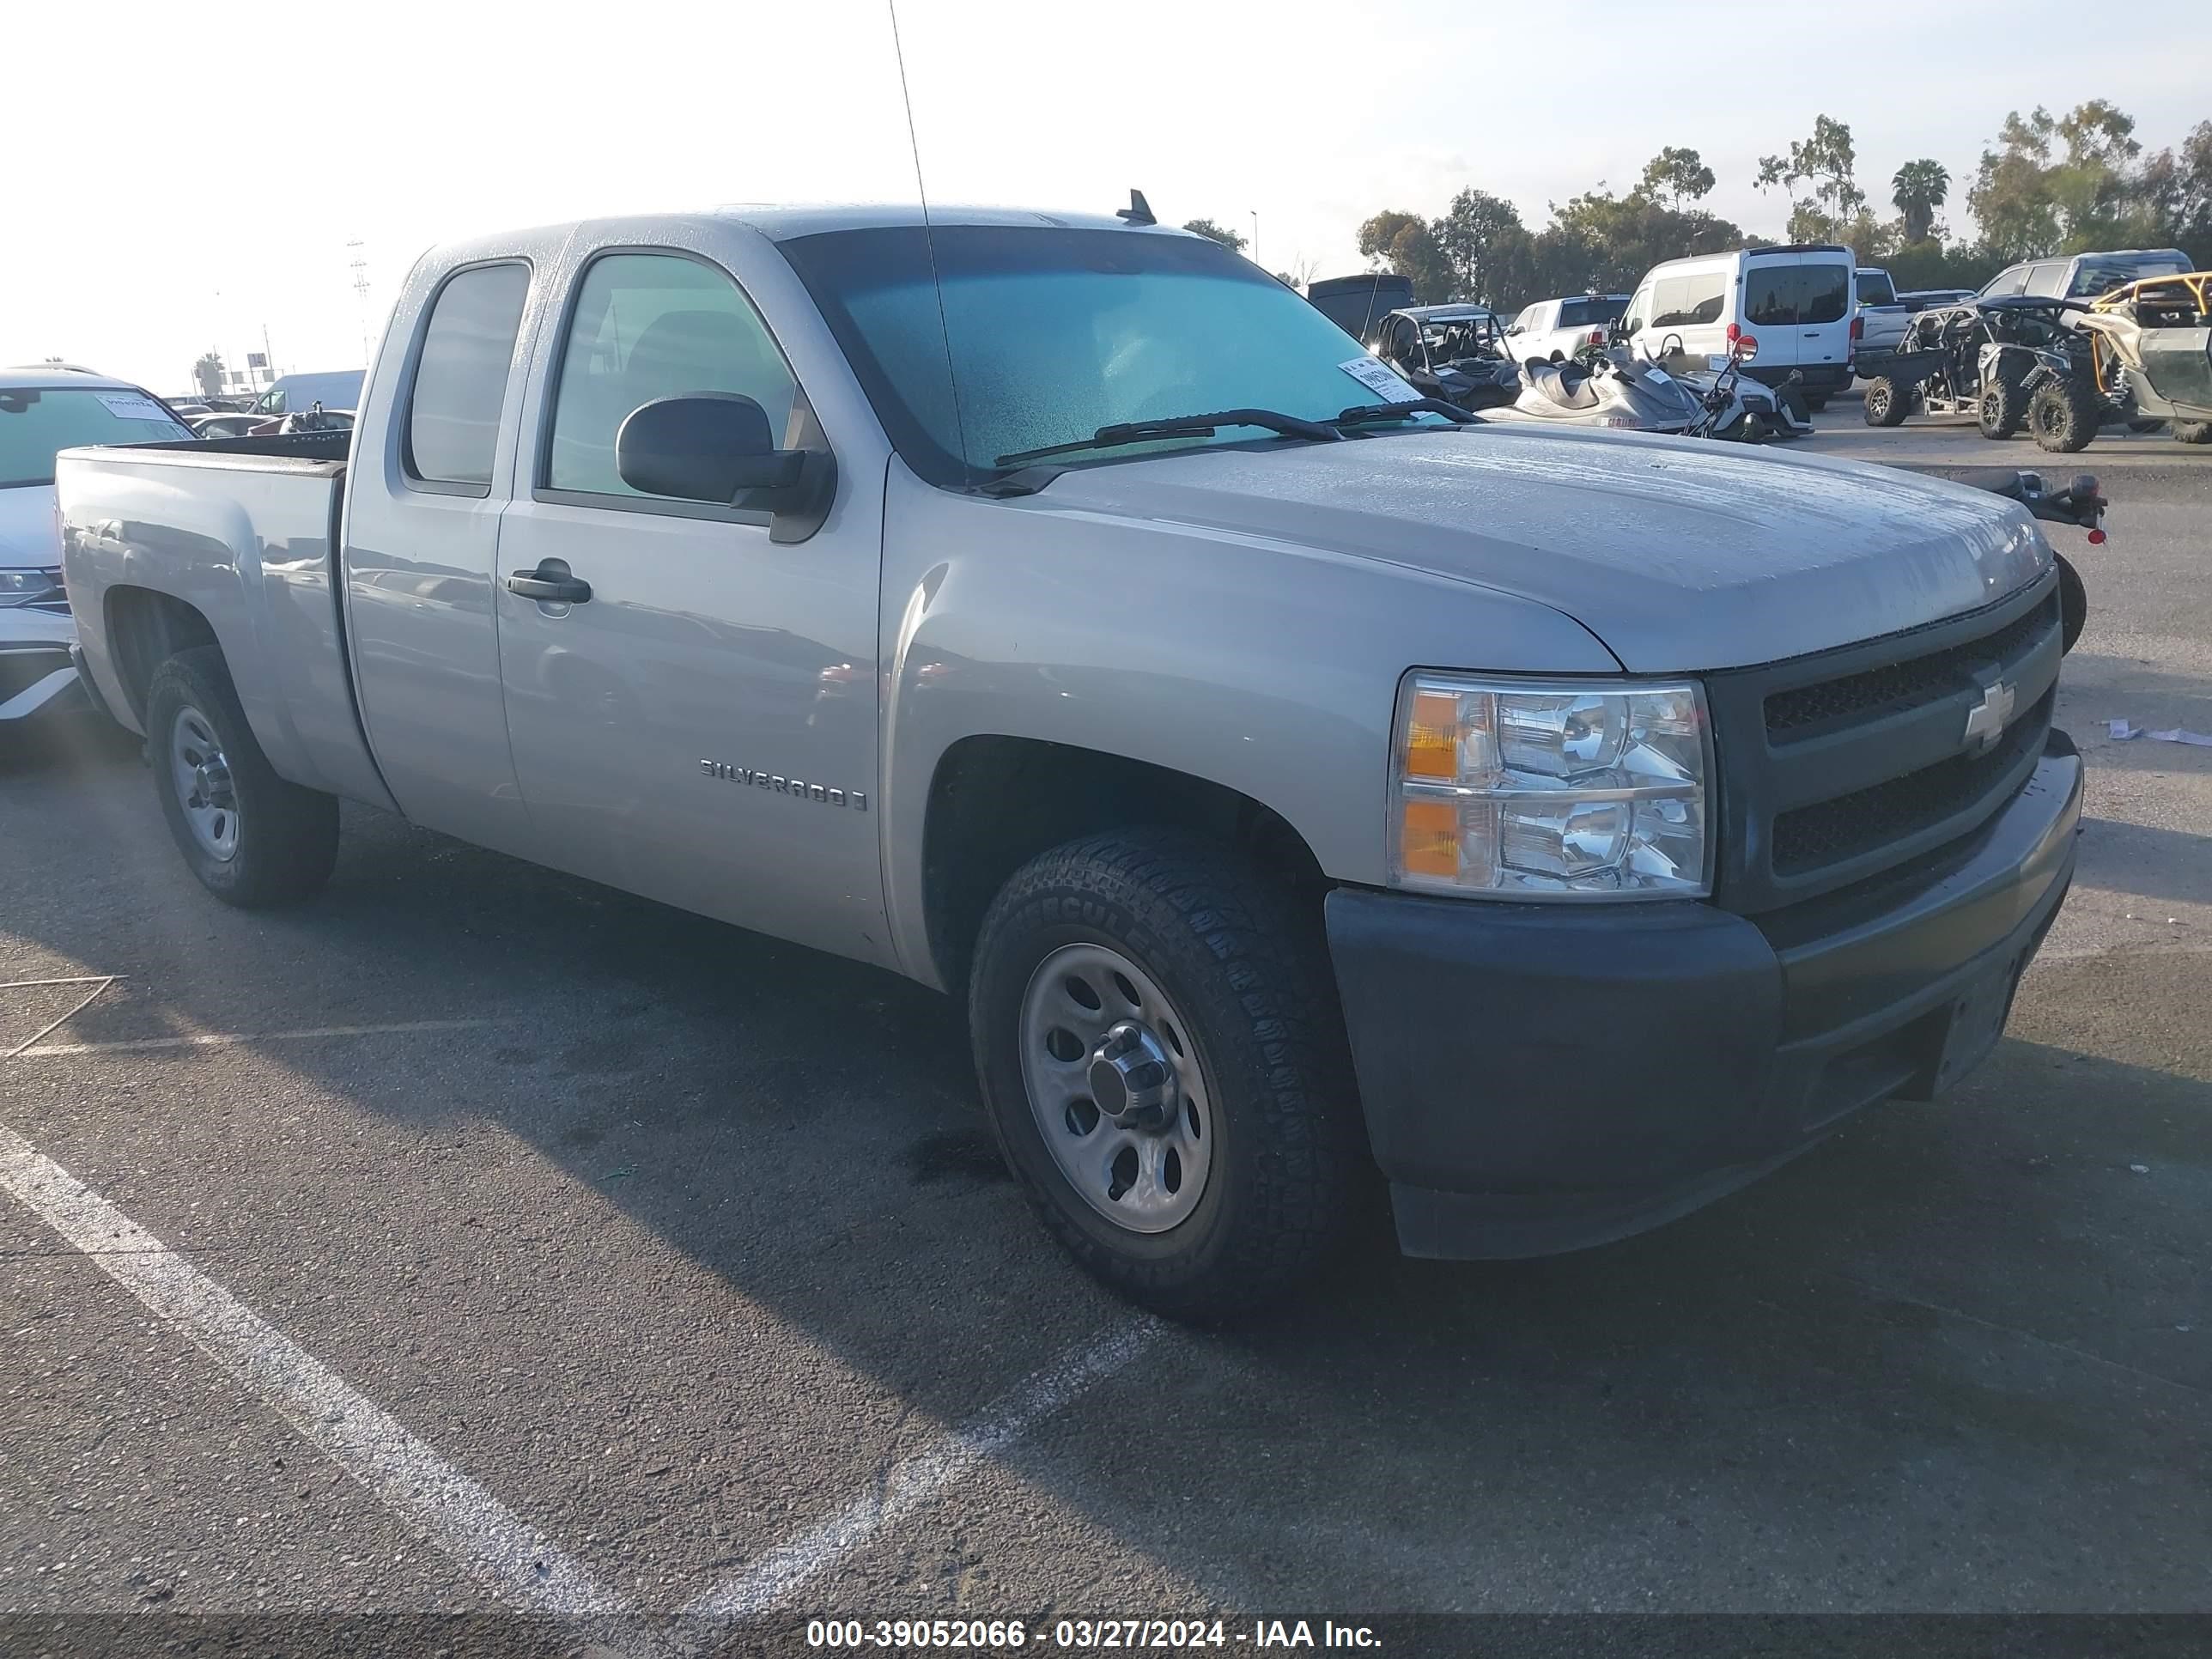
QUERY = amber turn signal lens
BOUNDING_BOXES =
[1405,689,1461,779]
[1400,799,1460,878]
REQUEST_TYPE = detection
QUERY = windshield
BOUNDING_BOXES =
[780,225,1444,483]
[2070,255,2189,297]
[0,386,192,489]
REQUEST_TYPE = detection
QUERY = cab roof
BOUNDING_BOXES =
[0,366,143,391]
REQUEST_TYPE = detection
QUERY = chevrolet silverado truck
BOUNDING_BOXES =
[58,206,2081,1316]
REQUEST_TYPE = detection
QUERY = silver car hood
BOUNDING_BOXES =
[0,483,58,567]
[1035,427,2051,672]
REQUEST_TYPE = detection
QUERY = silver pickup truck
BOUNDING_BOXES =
[59,205,2081,1317]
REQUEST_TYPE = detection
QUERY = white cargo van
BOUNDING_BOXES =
[1620,245,1859,409]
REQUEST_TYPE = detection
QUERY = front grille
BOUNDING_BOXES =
[1708,574,2063,913]
[1771,688,2053,875]
[1764,592,2057,741]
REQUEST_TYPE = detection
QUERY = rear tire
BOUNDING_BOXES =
[2174,420,2212,445]
[969,830,1365,1321]
[2029,380,2098,453]
[147,647,338,908]
[1978,373,2027,439]
[1863,376,1909,427]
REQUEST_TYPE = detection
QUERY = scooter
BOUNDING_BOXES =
[1658,334,1814,442]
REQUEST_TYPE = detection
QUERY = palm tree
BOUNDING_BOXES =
[1892,160,1951,245]
[193,350,225,401]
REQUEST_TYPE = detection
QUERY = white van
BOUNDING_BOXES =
[1620,245,1859,409]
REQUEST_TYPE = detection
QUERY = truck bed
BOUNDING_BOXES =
[56,430,396,811]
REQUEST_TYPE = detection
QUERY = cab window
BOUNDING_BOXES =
[2024,262,2069,298]
[544,252,804,500]
[405,263,531,489]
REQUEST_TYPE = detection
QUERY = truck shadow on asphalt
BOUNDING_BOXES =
[7,732,2209,1606]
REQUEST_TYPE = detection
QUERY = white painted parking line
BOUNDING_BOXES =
[678,1318,1163,1627]
[0,1120,627,1618]
[14,1017,498,1059]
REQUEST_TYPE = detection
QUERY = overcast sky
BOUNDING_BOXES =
[6,0,2204,393]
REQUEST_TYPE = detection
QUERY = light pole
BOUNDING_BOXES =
[1249,210,1260,267]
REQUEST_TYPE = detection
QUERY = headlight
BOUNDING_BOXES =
[1390,673,1712,900]
[0,568,64,609]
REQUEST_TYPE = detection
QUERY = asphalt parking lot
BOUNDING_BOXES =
[3,408,2209,1656]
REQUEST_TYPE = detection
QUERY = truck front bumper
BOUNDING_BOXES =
[1326,743,2081,1260]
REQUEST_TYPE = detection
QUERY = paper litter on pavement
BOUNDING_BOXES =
[2148,729,2212,747]
[2108,720,2142,739]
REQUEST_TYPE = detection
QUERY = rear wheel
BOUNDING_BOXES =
[1978,373,2028,439]
[147,647,338,908]
[1863,376,1910,427]
[2029,380,2098,453]
[2174,420,2212,445]
[969,830,1364,1320]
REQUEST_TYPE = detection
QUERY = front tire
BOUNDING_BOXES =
[2029,380,2098,453]
[1863,376,1909,426]
[147,647,338,908]
[1978,373,2027,439]
[2174,420,2212,445]
[969,830,1364,1319]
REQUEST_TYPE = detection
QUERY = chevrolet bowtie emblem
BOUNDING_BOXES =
[1963,681,2016,753]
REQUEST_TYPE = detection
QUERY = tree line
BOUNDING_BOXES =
[1187,102,2212,308]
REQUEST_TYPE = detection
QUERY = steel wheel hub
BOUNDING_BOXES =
[169,705,240,862]
[1018,943,1215,1234]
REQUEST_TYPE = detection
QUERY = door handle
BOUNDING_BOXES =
[506,564,592,604]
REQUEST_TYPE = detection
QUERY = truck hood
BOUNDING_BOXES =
[0,483,58,567]
[1032,427,2051,672]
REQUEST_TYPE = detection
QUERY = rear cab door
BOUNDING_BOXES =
[339,228,558,856]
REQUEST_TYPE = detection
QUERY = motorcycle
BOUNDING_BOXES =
[1959,468,2104,653]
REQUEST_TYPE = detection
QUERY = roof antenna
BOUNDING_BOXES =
[885,0,971,481]
[1116,190,1156,227]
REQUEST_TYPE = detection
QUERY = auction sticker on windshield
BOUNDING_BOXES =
[95,393,169,422]
[1339,356,1421,403]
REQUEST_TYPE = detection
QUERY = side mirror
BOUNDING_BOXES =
[617,393,836,543]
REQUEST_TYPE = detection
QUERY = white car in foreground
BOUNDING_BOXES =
[2,368,196,723]
[1504,294,1630,363]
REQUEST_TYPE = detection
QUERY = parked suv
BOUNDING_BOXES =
[1978,249,2190,304]
[1620,246,1857,409]
[1503,294,1630,363]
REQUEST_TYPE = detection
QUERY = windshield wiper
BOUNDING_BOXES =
[994,407,1340,469]
[1331,398,1476,428]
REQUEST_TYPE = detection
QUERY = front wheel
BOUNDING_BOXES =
[1978,374,2027,439]
[1863,376,1909,427]
[969,830,1365,1320]
[2029,380,2098,453]
[147,646,338,908]
[2174,420,2212,445]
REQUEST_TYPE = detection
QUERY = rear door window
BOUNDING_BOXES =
[405,262,531,489]
[2025,262,2069,298]
[1800,263,1850,323]
[1983,266,2029,297]
[1743,263,1798,326]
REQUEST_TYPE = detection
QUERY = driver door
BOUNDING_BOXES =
[493,246,891,967]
